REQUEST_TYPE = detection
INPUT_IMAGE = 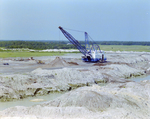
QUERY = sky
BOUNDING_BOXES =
[0,0,150,41]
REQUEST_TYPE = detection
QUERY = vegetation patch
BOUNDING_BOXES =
[0,52,65,58]
[100,45,150,52]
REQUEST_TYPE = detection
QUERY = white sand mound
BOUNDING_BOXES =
[0,61,146,101]
[43,86,113,111]
[102,64,145,79]
[1,83,150,118]
[42,84,149,109]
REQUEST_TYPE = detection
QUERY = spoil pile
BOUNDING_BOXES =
[0,52,150,118]
[48,57,78,68]
[1,83,150,118]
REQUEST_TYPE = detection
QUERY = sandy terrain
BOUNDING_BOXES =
[0,51,150,118]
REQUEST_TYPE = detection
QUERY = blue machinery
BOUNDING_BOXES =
[59,26,107,62]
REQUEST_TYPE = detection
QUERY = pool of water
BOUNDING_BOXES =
[130,75,150,82]
[0,92,64,111]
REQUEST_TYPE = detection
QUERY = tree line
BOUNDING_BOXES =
[0,41,150,50]
[0,41,76,49]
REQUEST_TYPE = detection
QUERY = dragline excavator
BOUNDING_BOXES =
[59,26,107,62]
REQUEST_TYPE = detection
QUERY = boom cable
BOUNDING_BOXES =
[62,27,100,51]
[63,27,85,33]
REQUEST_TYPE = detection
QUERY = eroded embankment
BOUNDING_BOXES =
[0,81,150,118]
[0,52,150,118]
[0,53,150,101]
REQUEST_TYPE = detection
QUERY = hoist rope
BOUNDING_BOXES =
[63,27,85,33]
